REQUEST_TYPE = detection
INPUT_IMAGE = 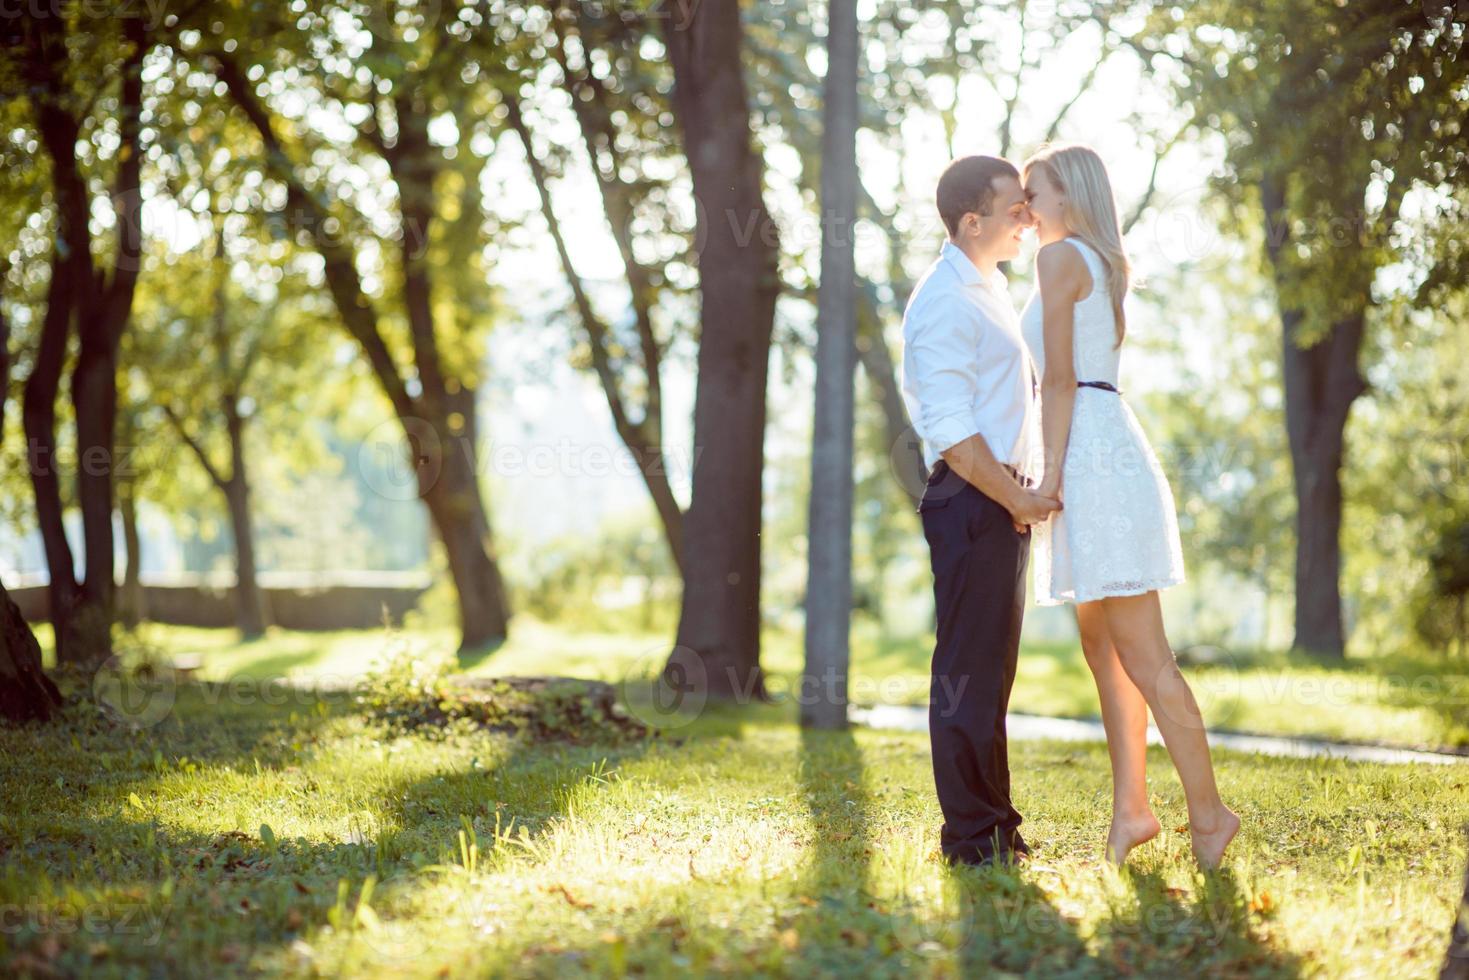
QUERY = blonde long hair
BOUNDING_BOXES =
[1022,143,1131,347]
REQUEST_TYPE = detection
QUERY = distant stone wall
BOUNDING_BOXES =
[7,572,430,631]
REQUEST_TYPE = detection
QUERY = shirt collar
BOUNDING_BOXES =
[941,239,1004,294]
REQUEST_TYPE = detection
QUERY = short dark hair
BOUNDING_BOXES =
[936,155,1020,238]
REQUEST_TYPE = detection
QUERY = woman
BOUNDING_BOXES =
[1018,143,1240,869]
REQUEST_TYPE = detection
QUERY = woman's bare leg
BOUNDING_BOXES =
[1075,600,1160,864]
[1099,590,1239,869]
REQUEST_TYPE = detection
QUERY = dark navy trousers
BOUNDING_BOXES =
[917,458,1031,865]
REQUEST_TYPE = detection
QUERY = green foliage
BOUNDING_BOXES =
[1165,0,1466,335]
[510,507,679,635]
[1343,294,1469,656]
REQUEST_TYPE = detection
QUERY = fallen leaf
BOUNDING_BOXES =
[545,883,593,908]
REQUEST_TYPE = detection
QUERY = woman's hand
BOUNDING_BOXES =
[1036,471,1063,503]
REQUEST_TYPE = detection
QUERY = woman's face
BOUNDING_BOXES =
[1023,166,1068,245]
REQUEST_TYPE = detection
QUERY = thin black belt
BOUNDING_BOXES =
[1078,380,1121,393]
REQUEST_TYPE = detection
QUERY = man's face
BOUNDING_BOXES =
[962,175,1032,261]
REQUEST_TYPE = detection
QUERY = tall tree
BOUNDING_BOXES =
[7,12,150,667]
[186,1,512,650]
[801,0,859,730]
[129,213,330,640]
[1151,0,1468,657]
[659,0,783,700]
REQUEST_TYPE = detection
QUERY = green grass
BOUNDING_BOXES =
[43,616,1469,751]
[1,673,1465,978]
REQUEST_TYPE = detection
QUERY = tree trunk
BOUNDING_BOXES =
[801,0,859,731]
[391,105,510,652]
[1260,174,1365,660]
[0,579,63,724]
[118,483,145,628]
[69,337,120,666]
[224,404,268,640]
[23,11,147,669]
[1444,827,1469,980]
[24,110,83,664]
[22,245,81,661]
[418,384,510,650]
[660,0,781,703]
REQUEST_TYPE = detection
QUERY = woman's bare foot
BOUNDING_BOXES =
[1105,811,1161,865]
[1189,806,1240,869]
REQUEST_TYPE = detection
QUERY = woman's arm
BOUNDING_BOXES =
[1035,241,1092,500]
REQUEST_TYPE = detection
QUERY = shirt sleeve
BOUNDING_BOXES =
[902,292,983,455]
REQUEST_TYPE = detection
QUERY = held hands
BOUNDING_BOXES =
[1010,488,1062,534]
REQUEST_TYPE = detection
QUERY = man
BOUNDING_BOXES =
[899,155,1060,868]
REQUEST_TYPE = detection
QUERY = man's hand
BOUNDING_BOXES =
[1009,489,1061,534]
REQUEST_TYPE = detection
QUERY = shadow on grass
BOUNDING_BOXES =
[1,675,1312,977]
[0,676,661,975]
[1371,651,1469,749]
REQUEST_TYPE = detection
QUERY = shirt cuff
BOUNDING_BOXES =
[925,413,981,456]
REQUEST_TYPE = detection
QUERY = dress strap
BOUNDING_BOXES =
[1064,236,1103,299]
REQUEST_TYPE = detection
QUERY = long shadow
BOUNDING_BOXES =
[787,723,880,961]
[1,671,1316,977]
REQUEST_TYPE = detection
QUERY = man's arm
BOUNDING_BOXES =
[903,292,1058,530]
[941,434,1058,531]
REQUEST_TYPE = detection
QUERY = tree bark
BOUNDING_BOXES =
[0,580,63,725]
[418,384,510,649]
[224,401,268,639]
[118,483,146,628]
[660,1,781,702]
[1260,174,1365,660]
[22,239,81,660]
[162,395,270,640]
[802,0,859,730]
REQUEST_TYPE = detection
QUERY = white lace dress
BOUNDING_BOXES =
[1018,236,1185,605]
